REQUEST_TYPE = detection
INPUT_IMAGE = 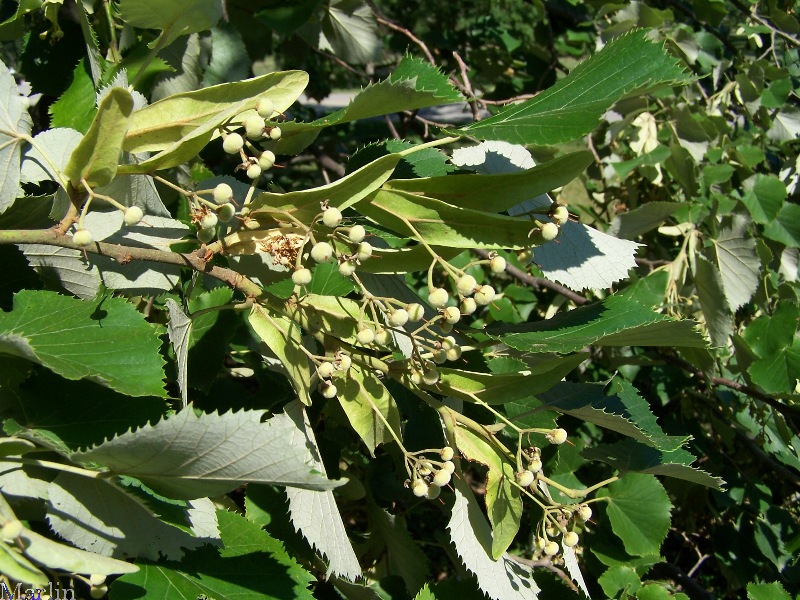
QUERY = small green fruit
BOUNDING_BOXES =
[490,255,507,273]
[89,584,108,599]
[322,207,343,228]
[528,458,543,473]
[337,354,352,370]
[200,213,218,230]
[89,574,106,587]
[256,98,275,118]
[223,132,244,154]
[197,227,216,243]
[432,349,447,364]
[422,368,440,385]
[456,274,477,297]
[338,260,356,277]
[460,297,477,315]
[218,203,236,222]
[516,470,535,487]
[356,242,372,262]
[407,303,425,322]
[258,150,276,170]
[389,308,409,327]
[246,163,262,179]
[577,505,592,522]
[292,268,312,286]
[547,428,568,445]
[563,531,579,547]
[357,327,375,345]
[73,228,93,246]
[426,484,441,500]
[244,115,266,139]
[433,469,451,487]
[2,519,23,540]
[317,361,335,378]
[552,205,570,225]
[310,242,333,262]
[441,336,456,350]
[427,287,449,308]
[443,306,461,324]
[348,225,366,243]
[269,126,282,140]
[412,480,428,498]
[442,460,456,473]
[123,206,143,226]
[540,222,559,241]
[213,183,233,204]
[374,328,392,346]
[445,346,462,361]
[318,381,338,399]
[474,285,496,306]
[544,541,559,556]
[440,447,454,461]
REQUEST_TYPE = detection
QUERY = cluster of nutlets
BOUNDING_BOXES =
[405,446,456,500]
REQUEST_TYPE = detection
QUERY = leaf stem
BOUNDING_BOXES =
[537,474,619,499]
[4,457,105,479]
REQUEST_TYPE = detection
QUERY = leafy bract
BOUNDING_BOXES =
[120,70,309,172]
[250,153,400,223]
[275,56,462,154]
[385,151,593,214]
[111,509,315,600]
[282,402,361,580]
[249,304,313,406]
[0,290,166,397]
[458,30,691,145]
[71,407,341,499]
[357,189,535,250]
[488,293,706,354]
[63,87,134,189]
[118,0,222,49]
[0,57,33,214]
[596,474,672,557]
[455,427,522,559]
[334,364,402,455]
[447,479,539,600]
[46,472,204,560]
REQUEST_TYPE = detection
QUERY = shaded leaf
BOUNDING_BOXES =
[166,299,191,406]
[20,127,82,187]
[608,202,682,240]
[708,215,761,312]
[118,0,222,49]
[692,253,733,347]
[46,472,203,560]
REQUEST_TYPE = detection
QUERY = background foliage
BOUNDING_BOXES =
[0,0,798,599]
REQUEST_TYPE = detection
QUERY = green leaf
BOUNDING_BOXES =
[742,302,799,358]
[447,478,538,600]
[0,57,33,214]
[386,151,592,214]
[349,139,454,179]
[46,472,203,560]
[0,0,42,41]
[0,290,166,397]
[71,407,342,499]
[112,510,315,599]
[357,189,535,250]
[250,153,400,223]
[597,474,672,557]
[118,0,222,49]
[0,540,48,586]
[458,30,691,145]
[202,22,250,86]
[306,260,358,296]
[48,59,96,133]
[435,353,588,405]
[598,565,642,599]
[741,175,787,224]
[249,304,313,406]
[488,294,706,354]
[582,440,724,489]
[747,582,793,600]
[334,364,401,455]
[186,287,240,390]
[121,70,309,172]
[63,87,134,188]
[748,339,800,395]
[767,106,800,142]
[275,56,462,154]
[764,203,800,248]
[708,215,761,312]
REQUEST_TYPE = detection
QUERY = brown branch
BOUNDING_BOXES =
[473,249,588,305]
[375,15,437,65]
[662,352,800,420]
[508,554,579,593]
[0,228,265,300]
[452,51,481,121]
